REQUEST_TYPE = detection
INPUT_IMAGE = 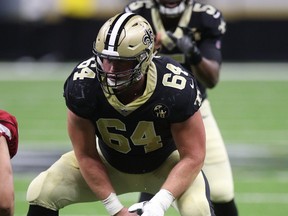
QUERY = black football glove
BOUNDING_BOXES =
[167,28,202,65]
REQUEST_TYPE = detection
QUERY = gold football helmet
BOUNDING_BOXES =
[93,13,154,93]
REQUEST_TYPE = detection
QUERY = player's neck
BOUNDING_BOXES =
[115,75,147,105]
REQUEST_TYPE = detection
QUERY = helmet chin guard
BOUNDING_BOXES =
[93,50,143,94]
[155,0,192,17]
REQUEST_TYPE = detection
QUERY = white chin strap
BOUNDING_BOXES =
[159,2,185,17]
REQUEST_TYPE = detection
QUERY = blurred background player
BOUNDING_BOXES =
[0,110,19,216]
[125,1,238,215]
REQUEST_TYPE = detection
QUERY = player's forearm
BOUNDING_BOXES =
[77,155,125,215]
[0,180,14,216]
[165,112,206,198]
[77,155,115,199]
[162,156,204,198]
[0,137,14,216]
[192,58,220,88]
[68,111,113,198]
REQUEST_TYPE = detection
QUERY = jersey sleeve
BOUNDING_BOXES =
[0,110,19,158]
[124,0,151,13]
[194,3,226,62]
[155,56,202,123]
[192,2,226,39]
[63,58,99,119]
[169,78,202,123]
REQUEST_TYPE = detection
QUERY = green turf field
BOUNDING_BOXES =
[1,62,288,215]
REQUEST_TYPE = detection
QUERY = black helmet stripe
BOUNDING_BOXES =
[105,13,137,52]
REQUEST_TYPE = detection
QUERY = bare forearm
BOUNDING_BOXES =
[166,111,206,198]
[77,155,115,200]
[77,156,128,216]
[162,156,204,198]
[0,137,14,216]
[67,110,115,200]
[0,190,14,216]
[192,58,220,88]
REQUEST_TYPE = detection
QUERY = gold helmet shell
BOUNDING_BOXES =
[93,13,155,93]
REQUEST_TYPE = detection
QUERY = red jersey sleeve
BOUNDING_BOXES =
[0,110,19,158]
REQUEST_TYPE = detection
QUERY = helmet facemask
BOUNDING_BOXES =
[93,47,149,94]
[93,13,154,95]
[155,0,189,17]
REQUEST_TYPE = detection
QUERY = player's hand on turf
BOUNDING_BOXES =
[128,201,164,216]
[166,31,202,65]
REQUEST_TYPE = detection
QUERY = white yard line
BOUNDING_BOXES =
[220,62,288,81]
[236,193,288,203]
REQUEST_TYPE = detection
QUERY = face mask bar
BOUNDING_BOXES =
[92,47,145,95]
[156,0,186,17]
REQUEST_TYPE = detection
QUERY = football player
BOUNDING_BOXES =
[124,0,238,215]
[26,13,215,216]
[0,110,19,216]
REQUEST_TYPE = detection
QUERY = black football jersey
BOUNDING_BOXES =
[64,56,202,174]
[125,0,226,99]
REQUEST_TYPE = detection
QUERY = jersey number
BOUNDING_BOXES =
[162,63,188,90]
[73,57,96,80]
[97,119,162,154]
[193,3,218,17]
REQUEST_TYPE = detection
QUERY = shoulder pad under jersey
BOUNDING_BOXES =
[63,57,100,118]
[152,56,202,122]
[192,2,226,37]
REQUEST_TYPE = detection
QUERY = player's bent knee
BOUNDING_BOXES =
[26,172,48,203]
[26,171,60,211]
[209,181,234,203]
[177,172,214,216]
[178,199,213,216]
[203,162,235,203]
